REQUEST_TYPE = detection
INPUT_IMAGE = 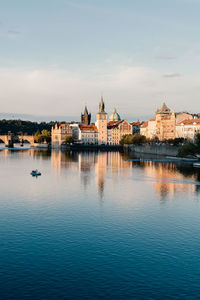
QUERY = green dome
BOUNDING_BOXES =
[109,108,121,121]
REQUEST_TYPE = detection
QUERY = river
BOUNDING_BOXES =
[0,149,200,299]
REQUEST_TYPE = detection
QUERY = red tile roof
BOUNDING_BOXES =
[140,121,148,128]
[179,118,200,125]
[107,120,122,129]
[132,122,141,126]
[79,125,98,131]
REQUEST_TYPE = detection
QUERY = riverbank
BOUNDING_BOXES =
[60,144,123,151]
[124,144,180,157]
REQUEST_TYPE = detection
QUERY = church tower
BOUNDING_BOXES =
[81,105,91,125]
[96,97,107,145]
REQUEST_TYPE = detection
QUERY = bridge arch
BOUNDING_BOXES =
[18,135,34,146]
[0,135,9,145]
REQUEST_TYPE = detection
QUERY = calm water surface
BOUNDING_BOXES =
[0,149,200,299]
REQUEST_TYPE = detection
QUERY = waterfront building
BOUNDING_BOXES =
[176,118,200,140]
[132,121,143,135]
[51,123,73,148]
[148,118,156,139]
[81,106,91,125]
[155,103,176,140]
[95,97,108,145]
[70,123,79,141]
[78,124,98,144]
[107,120,132,145]
[140,122,148,138]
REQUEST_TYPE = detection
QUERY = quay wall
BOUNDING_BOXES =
[60,144,123,151]
[124,144,180,157]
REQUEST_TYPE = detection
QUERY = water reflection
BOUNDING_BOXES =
[50,150,200,200]
[0,148,199,200]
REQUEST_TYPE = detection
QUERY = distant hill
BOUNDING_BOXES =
[0,113,79,123]
[0,119,56,135]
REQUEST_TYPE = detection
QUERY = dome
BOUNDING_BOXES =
[109,108,121,121]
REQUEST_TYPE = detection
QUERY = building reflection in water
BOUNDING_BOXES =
[51,150,200,200]
[132,159,200,200]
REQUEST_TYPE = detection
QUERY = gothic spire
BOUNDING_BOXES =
[99,96,105,113]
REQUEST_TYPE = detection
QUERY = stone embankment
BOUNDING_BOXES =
[124,144,180,157]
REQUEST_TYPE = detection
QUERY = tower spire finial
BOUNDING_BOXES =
[99,96,105,113]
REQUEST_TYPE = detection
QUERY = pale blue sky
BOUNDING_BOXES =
[0,0,200,120]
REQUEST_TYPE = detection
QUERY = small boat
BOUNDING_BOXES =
[31,169,41,176]
[193,163,200,168]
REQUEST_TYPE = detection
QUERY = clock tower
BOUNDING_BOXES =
[96,97,107,145]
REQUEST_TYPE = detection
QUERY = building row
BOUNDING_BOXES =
[51,97,132,147]
[51,100,200,147]
[139,103,200,141]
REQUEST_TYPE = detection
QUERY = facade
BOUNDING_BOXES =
[78,125,98,144]
[95,97,108,145]
[132,121,143,134]
[107,120,132,145]
[155,103,176,140]
[70,123,79,141]
[176,118,200,140]
[81,106,91,125]
[175,112,193,124]
[140,122,148,137]
[51,123,73,148]
[148,118,156,139]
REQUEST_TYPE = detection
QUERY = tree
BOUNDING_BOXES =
[195,133,200,152]
[34,130,51,144]
[178,142,197,157]
[65,136,74,144]
[120,134,147,145]
[131,134,147,145]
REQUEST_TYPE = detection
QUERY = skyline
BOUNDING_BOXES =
[1,0,200,118]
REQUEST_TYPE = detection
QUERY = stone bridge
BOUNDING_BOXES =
[0,135,35,147]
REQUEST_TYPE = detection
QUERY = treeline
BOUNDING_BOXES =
[120,134,185,146]
[0,119,57,135]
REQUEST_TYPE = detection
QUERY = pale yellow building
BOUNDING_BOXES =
[155,103,176,140]
[107,120,132,145]
[51,123,73,148]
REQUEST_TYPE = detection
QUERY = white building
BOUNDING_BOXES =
[78,125,98,144]
[176,118,200,140]
[148,118,156,139]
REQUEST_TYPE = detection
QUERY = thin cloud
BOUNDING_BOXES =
[163,73,181,78]
[156,55,177,60]
[7,30,20,35]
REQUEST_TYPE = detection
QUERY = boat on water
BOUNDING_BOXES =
[31,170,41,176]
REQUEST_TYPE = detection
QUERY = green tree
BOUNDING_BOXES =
[34,130,51,143]
[195,133,200,152]
[65,136,74,144]
[178,141,197,157]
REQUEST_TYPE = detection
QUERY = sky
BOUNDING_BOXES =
[0,0,200,121]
